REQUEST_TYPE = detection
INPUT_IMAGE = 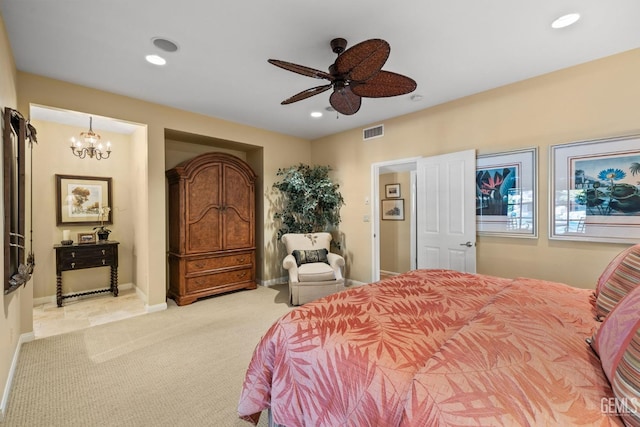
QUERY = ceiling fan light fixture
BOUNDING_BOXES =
[268,37,416,116]
[145,54,166,66]
[551,13,580,29]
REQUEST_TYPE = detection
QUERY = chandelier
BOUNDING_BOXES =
[70,117,111,160]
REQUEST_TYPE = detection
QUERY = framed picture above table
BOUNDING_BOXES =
[56,174,112,226]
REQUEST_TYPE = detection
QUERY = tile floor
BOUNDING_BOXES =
[32,287,147,339]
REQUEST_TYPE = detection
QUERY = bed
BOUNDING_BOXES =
[238,246,640,426]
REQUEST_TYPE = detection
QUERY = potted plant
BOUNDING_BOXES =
[93,206,111,241]
[272,164,344,242]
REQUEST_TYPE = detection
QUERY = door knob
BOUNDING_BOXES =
[460,241,473,247]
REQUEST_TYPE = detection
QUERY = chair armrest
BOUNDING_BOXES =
[283,254,299,283]
[327,252,345,267]
[327,253,345,280]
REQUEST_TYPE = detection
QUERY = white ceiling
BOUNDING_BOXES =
[2,1,640,140]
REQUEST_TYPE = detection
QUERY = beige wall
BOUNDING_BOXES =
[0,12,28,419]
[17,72,311,310]
[379,172,412,274]
[130,125,149,300]
[312,49,640,288]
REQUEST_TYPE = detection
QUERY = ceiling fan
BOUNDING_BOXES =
[268,38,417,116]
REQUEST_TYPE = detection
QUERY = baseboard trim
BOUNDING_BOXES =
[0,332,35,421]
[261,277,287,287]
[145,302,167,313]
[379,270,400,277]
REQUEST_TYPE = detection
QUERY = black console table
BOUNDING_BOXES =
[53,240,119,307]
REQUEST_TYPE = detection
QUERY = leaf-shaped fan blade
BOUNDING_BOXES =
[351,71,417,98]
[335,39,390,82]
[329,86,362,116]
[268,59,333,80]
[281,84,333,105]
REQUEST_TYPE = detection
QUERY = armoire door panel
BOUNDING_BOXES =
[224,165,253,218]
[188,208,222,253]
[188,166,221,221]
[224,208,253,249]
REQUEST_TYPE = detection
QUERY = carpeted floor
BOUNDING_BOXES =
[1,283,293,427]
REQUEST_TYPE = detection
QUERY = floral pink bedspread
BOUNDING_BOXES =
[238,269,621,426]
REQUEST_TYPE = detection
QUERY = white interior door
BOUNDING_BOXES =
[416,149,476,273]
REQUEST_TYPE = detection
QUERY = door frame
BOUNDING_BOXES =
[371,157,420,282]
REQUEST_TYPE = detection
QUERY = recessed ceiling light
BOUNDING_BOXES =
[310,111,323,118]
[145,54,166,66]
[151,37,179,53]
[551,13,580,29]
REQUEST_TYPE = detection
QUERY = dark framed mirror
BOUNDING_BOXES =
[3,107,34,294]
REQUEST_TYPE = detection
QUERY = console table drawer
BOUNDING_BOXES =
[59,246,116,260]
[186,252,253,274]
[59,256,114,270]
[186,268,253,292]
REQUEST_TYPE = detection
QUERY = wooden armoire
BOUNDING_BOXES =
[166,152,257,305]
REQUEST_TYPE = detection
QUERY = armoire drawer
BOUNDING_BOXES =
[186,252,253,274]
[186,268,253,292]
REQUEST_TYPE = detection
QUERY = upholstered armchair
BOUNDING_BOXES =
[281,232,345,305]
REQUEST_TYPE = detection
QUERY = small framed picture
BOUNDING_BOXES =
[77,232,96,244]
[385,183,401,198]
[382,199,405,221]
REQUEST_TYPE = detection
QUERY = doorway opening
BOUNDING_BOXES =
[371,157,419,282]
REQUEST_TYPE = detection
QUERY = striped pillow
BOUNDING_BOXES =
[596,245,640,320]
[597,245,637,297]
[592,285,640,425]
[612,325,640,427]
[592,285,640,380]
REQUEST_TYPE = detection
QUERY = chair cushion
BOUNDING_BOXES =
[298,262,336,283]
[292,249,329,267]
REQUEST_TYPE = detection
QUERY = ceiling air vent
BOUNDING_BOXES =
[363,124,384,141]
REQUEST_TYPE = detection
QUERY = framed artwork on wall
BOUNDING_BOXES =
[476,147,537,238]
[56,174,113,226]
[382,199,405,221]
[550,134,640,243]
[385,183,401,198]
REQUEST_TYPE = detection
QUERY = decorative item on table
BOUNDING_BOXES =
[93,206,111,241]
[61,229,73,245]
[77,232,96,244]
